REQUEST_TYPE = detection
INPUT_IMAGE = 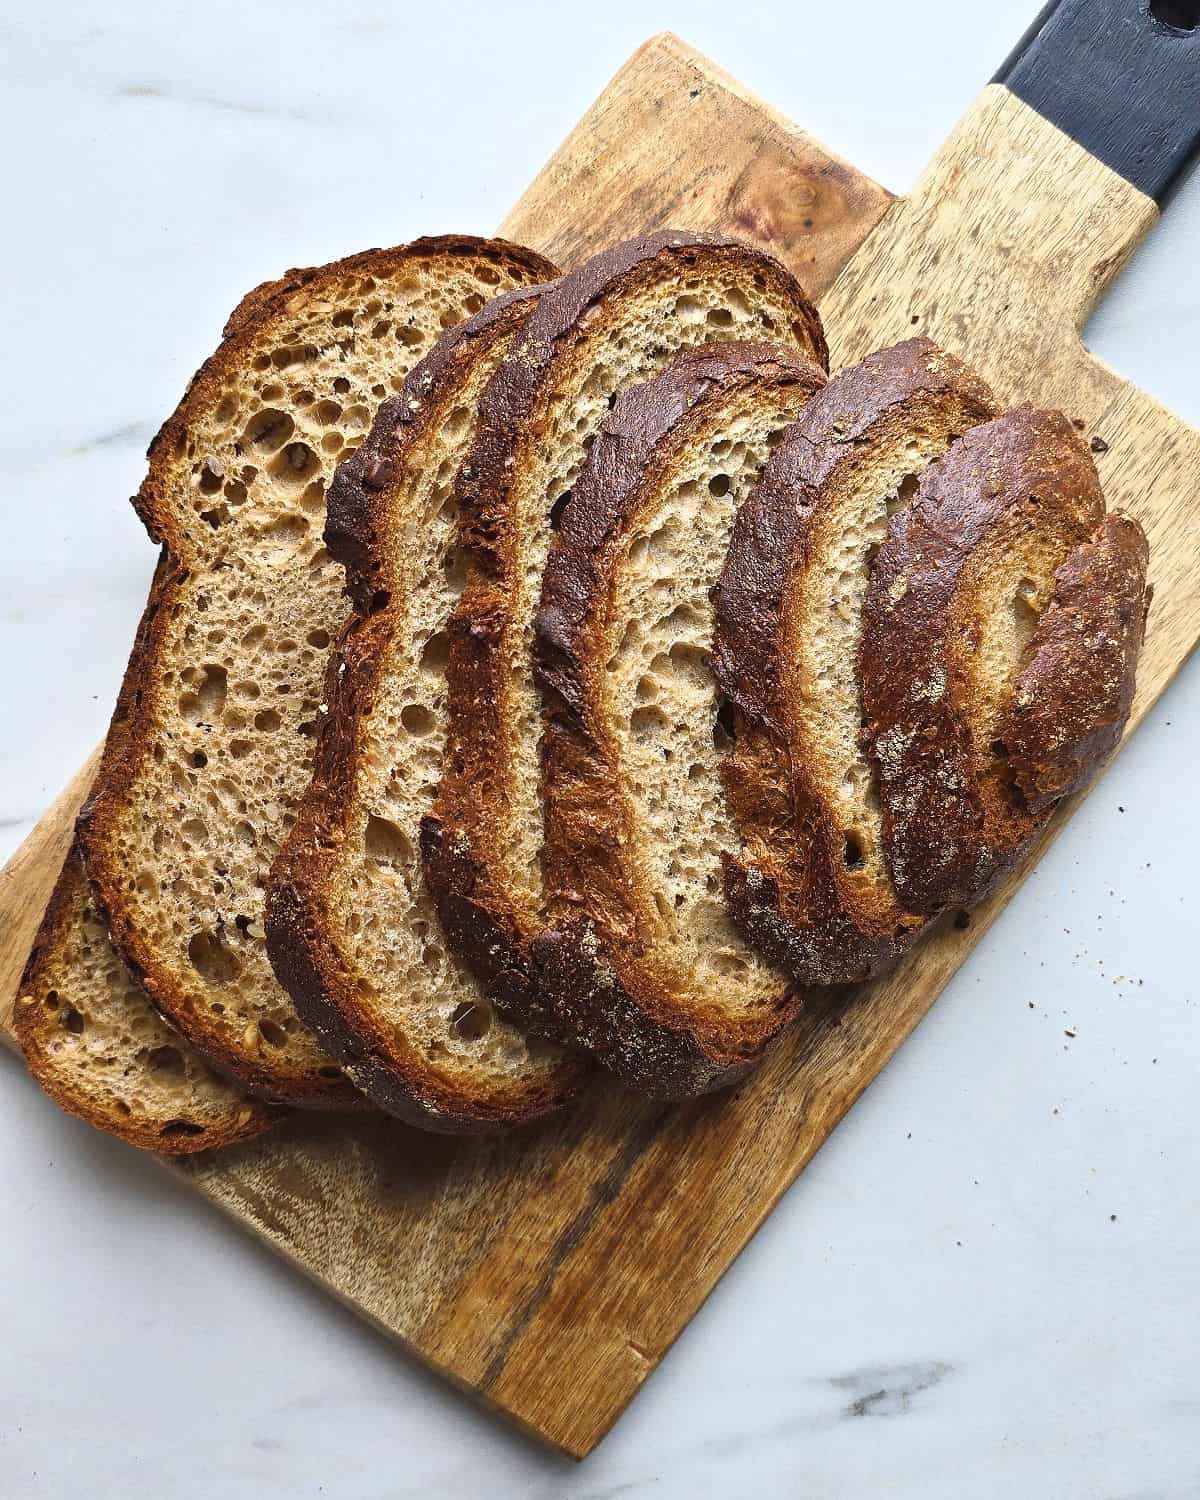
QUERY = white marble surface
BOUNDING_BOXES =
[3,1,1199,1494]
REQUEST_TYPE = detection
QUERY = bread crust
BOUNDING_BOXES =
[266,285,587,1132]
[16,845,276,1154]
[1005,513,1150,811]
[421,232,828,1044]
[714,339,999,985]
[860,407,1107,914]
[79,237,556,1107]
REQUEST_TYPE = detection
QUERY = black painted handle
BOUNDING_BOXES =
[996,0,1200,204]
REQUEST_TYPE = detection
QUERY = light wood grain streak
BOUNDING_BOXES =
[499,32,893,294]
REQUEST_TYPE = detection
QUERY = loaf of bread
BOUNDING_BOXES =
[420,232,828,1045]
[16,220,1153,1143]
[266,286,587,1131]
[77,237,558,1106]
[532,342,827,1097]
[715,340,998,984]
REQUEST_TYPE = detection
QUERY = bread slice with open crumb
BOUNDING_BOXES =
[860,407,1136,912]
[714,340,999,985]
[530,342,826,1096]
[77,236,558,1106]
[266,285,587,1131]
[16,845,274,1153]
[420,232,828,1044]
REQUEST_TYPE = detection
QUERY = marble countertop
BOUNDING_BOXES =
[3,2,1198,1495]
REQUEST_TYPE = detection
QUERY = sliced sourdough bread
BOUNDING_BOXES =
[420,231,828,1045]
[77,237,557,1106]
[266,285,587,1131]
[16,845,274,1153]
[530,342,827,1095]
[1004,514,1150,813]
[859,407,1128,912]
[714,339,999,986]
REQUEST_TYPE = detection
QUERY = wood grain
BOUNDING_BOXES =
[0,750,98,1044]
[3,46,1199,1460]
[499,32,894,297]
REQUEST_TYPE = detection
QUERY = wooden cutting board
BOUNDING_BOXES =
[5,8,1200,1460]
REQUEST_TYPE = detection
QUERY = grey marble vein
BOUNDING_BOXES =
[115,82,315,122]
[826,1357,957,1419]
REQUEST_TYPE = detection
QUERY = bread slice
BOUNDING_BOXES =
[860,409,1120,912]
[15,845,274,1153]
[529,342,826,1096]
[420,232,828,1043]
[714,340,999,986]
[77,237,557,1106]
[265,285,587,1131]
[1005,514,1150,812]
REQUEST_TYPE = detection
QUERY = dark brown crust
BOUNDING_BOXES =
[1005,514,1150,811]
[78,236,554,1107]
[266,283,588,1132]
[421,232,828,1072]
[524,341,826,1097]
[15,844,276,1154]
[860,407,1106,914]
[713,339,1000,985]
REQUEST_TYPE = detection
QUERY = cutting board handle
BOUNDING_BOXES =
[997,0,1200,204]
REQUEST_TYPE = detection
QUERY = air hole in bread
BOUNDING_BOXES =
[179,665,227,725]
[707,307,735,328]
[549,491,571,530]
[364,814,413,869]
[187,929,241,984]
[631,705,669,738]
[272,344,318,370]
[892,472,920,513]
[400,703,435,736]
[843,832,867,871]
[713,698,738,749]
[270,442,320,486]
[450,999,493,1040]
[254,709,282,733]
[62,1005,85,1034]
[333,375,351,394]
[258,1020,287,1048]
[198,461,223,495]
[147,1044,184,1075]
[244,408,295,452]
[419,630,450,673]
